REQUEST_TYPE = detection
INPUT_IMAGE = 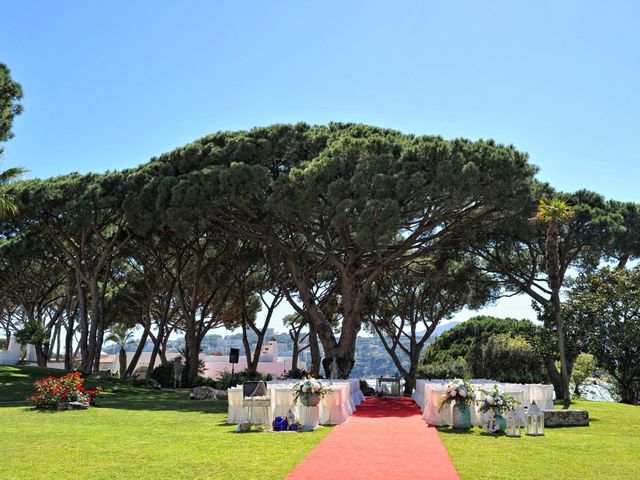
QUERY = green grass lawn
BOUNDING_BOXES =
[3,366,639,480]
[0,365,332,480]
[438,399,640,480]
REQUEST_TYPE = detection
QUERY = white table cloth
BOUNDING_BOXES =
[227,379,359,427]
[415,380,555,427]
[528,384,555,410]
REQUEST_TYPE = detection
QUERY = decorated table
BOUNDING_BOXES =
[415,379,554,427]
[227,378,363,429]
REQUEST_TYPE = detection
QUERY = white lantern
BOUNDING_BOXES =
[525,400,545,436]
[505,409,521,437]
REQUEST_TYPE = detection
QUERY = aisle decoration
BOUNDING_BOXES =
[525,400,545,436]
[292,376,330,406]
[271,408,302,432]
[439,379,475,429]
[478,385,519,433]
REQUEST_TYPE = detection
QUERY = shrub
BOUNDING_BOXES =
[283,368,309,380]
[466,333,546,384]
[418,357,468,379]
[423,316,541,364]
[571,353,597,397]
[195,375,216,388]
[28,372,102,410]
[215,369,272,391]
[150,360,180,388]
[359,379,375,396]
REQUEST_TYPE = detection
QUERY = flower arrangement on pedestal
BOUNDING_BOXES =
[292,376,330,406]
[439,379,475,429]
[477,385,519,433]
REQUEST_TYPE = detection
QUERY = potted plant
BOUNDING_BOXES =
[292,376,330,406]
[477,385,519,433]
[439,379,475,429]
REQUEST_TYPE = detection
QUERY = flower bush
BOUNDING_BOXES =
[292,376,330,404]
[439,378,475,411]
[477,384,518,414]
[27,372,102,410]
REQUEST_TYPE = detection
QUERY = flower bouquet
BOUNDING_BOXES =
[477,385,519,433]
[292,376,330,406]
[439,379,474,411]
[477,385,518,415]
[439,379,474,429]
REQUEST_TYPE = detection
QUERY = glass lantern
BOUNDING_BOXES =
[525,400,545,436]
[505,409,521,437]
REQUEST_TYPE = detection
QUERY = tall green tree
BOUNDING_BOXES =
[0,63,23,156]
[0,63,26,218]
[0,167,26,218]
[106,324,136,378]
[131,124,536,376]
[367,255,494,395]
[530,197,575,400]
[8,172,131,373]
[566,267,640,404]
[473,189,623,399]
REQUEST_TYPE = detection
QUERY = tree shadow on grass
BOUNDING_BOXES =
[95,392,229,414]
[436,426,474,435]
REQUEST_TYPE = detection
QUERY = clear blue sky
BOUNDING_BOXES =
[2,1,639,332]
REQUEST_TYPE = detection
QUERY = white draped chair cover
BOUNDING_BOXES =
[320,384,349,425]
[529,384,555,410]
[422,385,451,426]
[227,387,244,424]
[271,386,296,419]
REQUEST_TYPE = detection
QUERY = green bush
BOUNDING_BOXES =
[195,375,216,388]
[418,357,468,379]
[466,333,546,383]
[423,316,541,364]
[149,362,178,388]
[571,353,598,397]
[215,369,272,391]
[283,368,309,379]
[359,379,375,396]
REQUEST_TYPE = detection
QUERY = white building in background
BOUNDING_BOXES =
[107,336,305,378]
[0,337,21,365]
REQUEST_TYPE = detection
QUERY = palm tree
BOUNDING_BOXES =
[531,197,575,400]
[106,324,136,378]
[0,167,26,218]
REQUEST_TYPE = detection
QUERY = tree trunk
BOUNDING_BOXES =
[544,357,564,399]
[77,273,91,374]
[35,344,47,367]
[64,317,75,370]
[119,348,127,378]
[404,352,421,396]
[546,221,571,401]
[184,316,199,387]
[308,323,321,377]
[147,328,164,377]
[124,316,151,379]
[619,377,637,404]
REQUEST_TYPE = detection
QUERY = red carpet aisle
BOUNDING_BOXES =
[286,397,460,480]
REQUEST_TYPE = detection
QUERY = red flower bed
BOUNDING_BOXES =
[27,372,102,410]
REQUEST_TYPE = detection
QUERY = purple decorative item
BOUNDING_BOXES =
[272,416,288,431]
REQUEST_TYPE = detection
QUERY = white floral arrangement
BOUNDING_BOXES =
[439,378,475,411]
[477,385,518,414]
[292,376,330,404]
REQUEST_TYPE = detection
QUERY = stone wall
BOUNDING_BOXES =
[543,409,589,427]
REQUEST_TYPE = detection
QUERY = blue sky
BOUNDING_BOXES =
[2,1,639,333]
